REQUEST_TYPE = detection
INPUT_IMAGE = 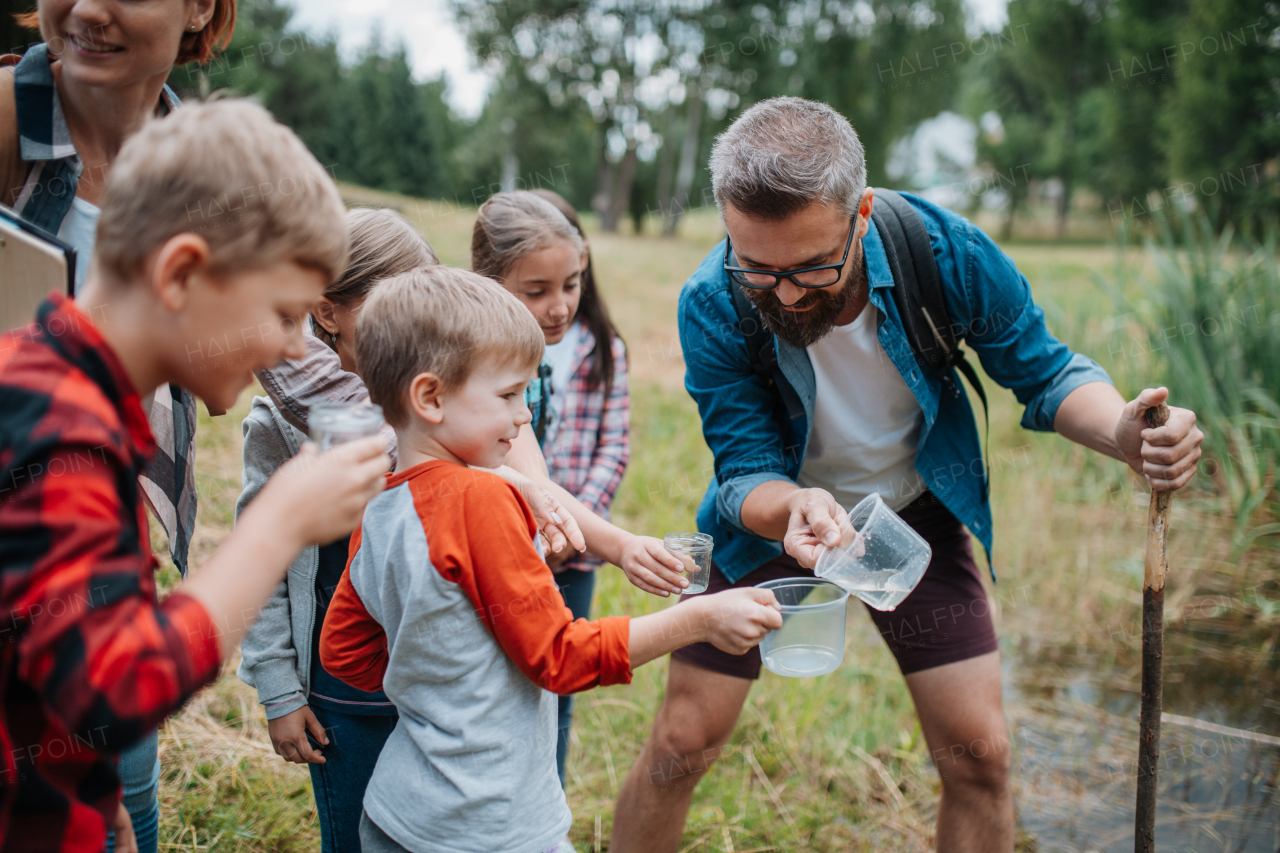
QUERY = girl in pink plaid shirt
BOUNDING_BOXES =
[473,190,629,785]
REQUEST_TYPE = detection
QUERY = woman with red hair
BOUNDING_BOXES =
[1,5,237,852]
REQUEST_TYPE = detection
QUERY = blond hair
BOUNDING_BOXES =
[328,208,438,304]
[355,266,544,428]
[471,191,584,282]
[95,100,348,285]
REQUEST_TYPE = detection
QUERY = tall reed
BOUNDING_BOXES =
[1111,216,1280,542]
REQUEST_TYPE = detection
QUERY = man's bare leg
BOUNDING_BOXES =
[904,650,1014,852]
[610,658,753,853]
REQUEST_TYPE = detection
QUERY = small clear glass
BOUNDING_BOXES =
[309,402,384,451]
[756,578,850,678]
[814,493,932,611]
[664,532,713,594]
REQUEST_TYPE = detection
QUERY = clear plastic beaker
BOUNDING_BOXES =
[309,403,385,451]
[664,532,713,594]
[756,578,849,678]
[813,493,932,611]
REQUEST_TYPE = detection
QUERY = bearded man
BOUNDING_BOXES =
[610,97,1204,852]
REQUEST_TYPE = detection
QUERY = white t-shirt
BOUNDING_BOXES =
[541,319,585,447]
[796,303,926,512]
[56,195,101,293]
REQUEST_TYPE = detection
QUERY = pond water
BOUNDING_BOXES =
[1007,629,1280,852]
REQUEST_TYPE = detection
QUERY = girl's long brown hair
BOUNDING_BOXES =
[528,189,623,393]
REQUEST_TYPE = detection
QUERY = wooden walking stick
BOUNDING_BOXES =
[1135,402,1172,853]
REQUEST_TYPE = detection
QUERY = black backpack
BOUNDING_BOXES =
[728,188,990,498]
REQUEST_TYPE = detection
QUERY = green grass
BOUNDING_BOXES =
[150,189,1278,851]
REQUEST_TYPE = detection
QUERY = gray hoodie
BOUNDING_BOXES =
[235,395,317,719]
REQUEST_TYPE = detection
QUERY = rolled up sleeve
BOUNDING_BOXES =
[716,471,795,537]
[1019,352,1113,432]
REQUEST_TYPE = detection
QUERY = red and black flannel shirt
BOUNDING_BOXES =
[0,294,221,853]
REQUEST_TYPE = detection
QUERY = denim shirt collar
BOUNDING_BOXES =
[774,214,934,438]
[14,43,181,164]
[862,214,896,294]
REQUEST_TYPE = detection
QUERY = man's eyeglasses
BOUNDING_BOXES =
[723,218,857,290]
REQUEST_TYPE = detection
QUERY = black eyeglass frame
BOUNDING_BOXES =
[723,217,858,290]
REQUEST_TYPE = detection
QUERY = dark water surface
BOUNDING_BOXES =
[1008,624,1280,852]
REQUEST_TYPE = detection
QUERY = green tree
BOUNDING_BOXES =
[995,0,1115,239]
[456,0,972,232]
[783,0,970,188]
[961,50,1046,239]
[456,0,730,231]
[167,0,463,202]
[337,39,457,198]
[453,65,598,209]
[1161,0,1280,228]
[1092,0,1192,212]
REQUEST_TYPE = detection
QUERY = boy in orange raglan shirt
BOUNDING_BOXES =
[320,266,782,853]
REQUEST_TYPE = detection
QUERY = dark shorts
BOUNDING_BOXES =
[672,491,999,678]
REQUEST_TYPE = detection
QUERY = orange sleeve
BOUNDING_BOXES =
[422,469,631,694]
[318,526,388,692]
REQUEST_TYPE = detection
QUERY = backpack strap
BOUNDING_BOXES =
[529,362,553,444]
[729,282,805,421]
[872,188,989,500]
[872,189,956,370]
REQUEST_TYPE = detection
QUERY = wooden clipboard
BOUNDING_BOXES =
[0,204,76,332]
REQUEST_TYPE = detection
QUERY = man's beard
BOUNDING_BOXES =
[743,261,864,349]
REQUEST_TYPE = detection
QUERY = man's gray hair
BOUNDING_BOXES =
[710,97,866,221]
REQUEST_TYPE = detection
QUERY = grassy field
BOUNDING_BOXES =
[148,189,1278,851]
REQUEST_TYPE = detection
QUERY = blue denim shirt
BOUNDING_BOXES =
[677,192,1112,583]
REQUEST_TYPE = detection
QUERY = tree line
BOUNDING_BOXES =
[6,0,1277,236]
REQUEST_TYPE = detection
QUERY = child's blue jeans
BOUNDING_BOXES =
[106,729,160,853]
[307,704,399,853]
[555,568,596,786]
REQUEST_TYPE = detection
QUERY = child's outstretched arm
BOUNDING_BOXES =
[628,588,783,667]
[461,475,780,693]
[320,472,781,697]
[505,425,689,597]
[184,436,389,655]
[547,477,690,597]
[489,463,586,556]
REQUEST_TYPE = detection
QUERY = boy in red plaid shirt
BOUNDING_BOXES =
[0,101,389,853]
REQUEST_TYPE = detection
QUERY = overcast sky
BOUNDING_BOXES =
[284,0,1011,120]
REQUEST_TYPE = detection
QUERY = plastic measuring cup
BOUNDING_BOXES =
[813,493,932,611]
[664,532,713,594]
[309,403,385,451]
[756,578,850,677]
